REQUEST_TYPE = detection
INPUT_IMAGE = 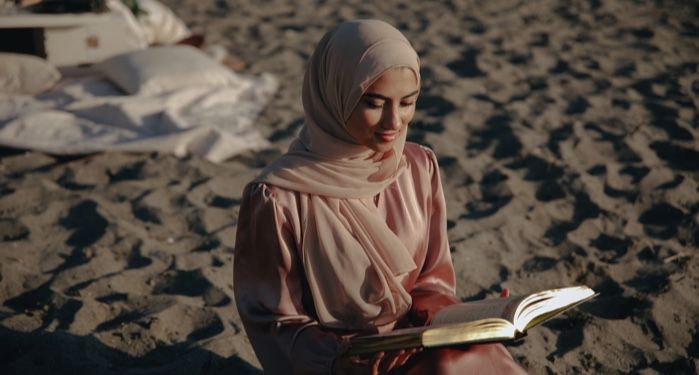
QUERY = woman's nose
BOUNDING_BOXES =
[383,104,402,130]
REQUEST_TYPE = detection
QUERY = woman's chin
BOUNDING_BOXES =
[371,145,396,155]
[370,137,399,152]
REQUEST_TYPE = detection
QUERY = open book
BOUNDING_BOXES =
[348,285,596,355]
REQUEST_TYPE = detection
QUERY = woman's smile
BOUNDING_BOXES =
[376,131,399,142]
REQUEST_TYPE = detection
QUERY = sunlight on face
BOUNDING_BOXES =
[345,68,419,152]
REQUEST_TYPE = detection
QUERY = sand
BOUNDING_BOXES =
[1,0,698,373]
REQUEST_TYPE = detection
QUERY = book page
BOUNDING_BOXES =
[349,318,516,355]
[514,286,596,331]
[423,318,515,348]
[430,295,527,326]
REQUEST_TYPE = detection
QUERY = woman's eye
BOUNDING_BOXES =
[400,101,415,107]
[364,100,383,108]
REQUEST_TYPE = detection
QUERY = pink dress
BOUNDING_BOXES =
[234,143,460,374]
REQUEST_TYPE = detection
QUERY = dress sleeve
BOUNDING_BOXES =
[408,148,461,326]
[233,183,340,375]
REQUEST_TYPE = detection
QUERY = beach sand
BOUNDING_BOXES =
[1,0,698,373]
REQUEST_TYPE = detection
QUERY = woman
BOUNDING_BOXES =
[233,19,527,374]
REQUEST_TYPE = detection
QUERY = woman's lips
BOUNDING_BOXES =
[376,131,398,142]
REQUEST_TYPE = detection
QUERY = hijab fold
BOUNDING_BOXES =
[255,19,421,329]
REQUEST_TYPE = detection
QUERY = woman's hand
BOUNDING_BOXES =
[332,353,369,375]
[369,347,422,374]
[332,339,371,375]
[333,343,422,374]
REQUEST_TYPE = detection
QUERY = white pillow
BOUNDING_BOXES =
[96,46,239,95]
[0,53,61,95]
[136,0,193,45]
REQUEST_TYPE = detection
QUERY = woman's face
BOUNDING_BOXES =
[345,68,419,153]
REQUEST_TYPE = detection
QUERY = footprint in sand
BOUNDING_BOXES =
[150,270,231,307]
[579,278,650,320]
[546,123,573,158]
[410,120,446,134]
[650,141,699,172]
[544,191,601,246]
[436,155,470,188]
[584,121,642,163]
[193,237,222,252]
[655,174,684,190]
[57,169,95,191]
[205,194,241,209]
[4,281,83,330]
[521,256,558,273]
[590,233,632,264]
[638,202,690,240]
[416,95,456,117]
[506,154,567,202]
[644,101,693,141]
[446,48,485,78]
[603,183,638,203]
[619,165,650,184]
[624,268,671,295]
[461,169,513,219]
[90,301,225,367]
[107,160,148,182]
[467,113,522,159]
[0,218,29,241]
[615,60,638,77]
[131,201,163,225]
[543,313,587,360]
[565,96,589,115]
[59,200,108,249]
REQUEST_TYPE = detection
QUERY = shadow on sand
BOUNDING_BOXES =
[0,326,262,375]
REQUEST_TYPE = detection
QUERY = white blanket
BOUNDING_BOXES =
[0,69,277,162]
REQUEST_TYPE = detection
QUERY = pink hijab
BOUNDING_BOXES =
[255,19,421,330]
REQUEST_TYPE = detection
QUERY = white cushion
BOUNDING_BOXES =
[0,53,61,95]
[96,45,239,95]
[136,0,193,45]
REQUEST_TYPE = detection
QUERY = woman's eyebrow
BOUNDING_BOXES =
[363,90,420,100]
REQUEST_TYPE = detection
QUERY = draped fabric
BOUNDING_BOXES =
[234,143,459,374]
[253,19,422,329]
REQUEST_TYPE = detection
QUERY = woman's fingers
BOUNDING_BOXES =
[370,351,385,375]
[378,347,424,373]
[395,347,419,367]
[384,349,406,372]
[370,349,401,374]
[333,349,372,375]
[368,347,424,374]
